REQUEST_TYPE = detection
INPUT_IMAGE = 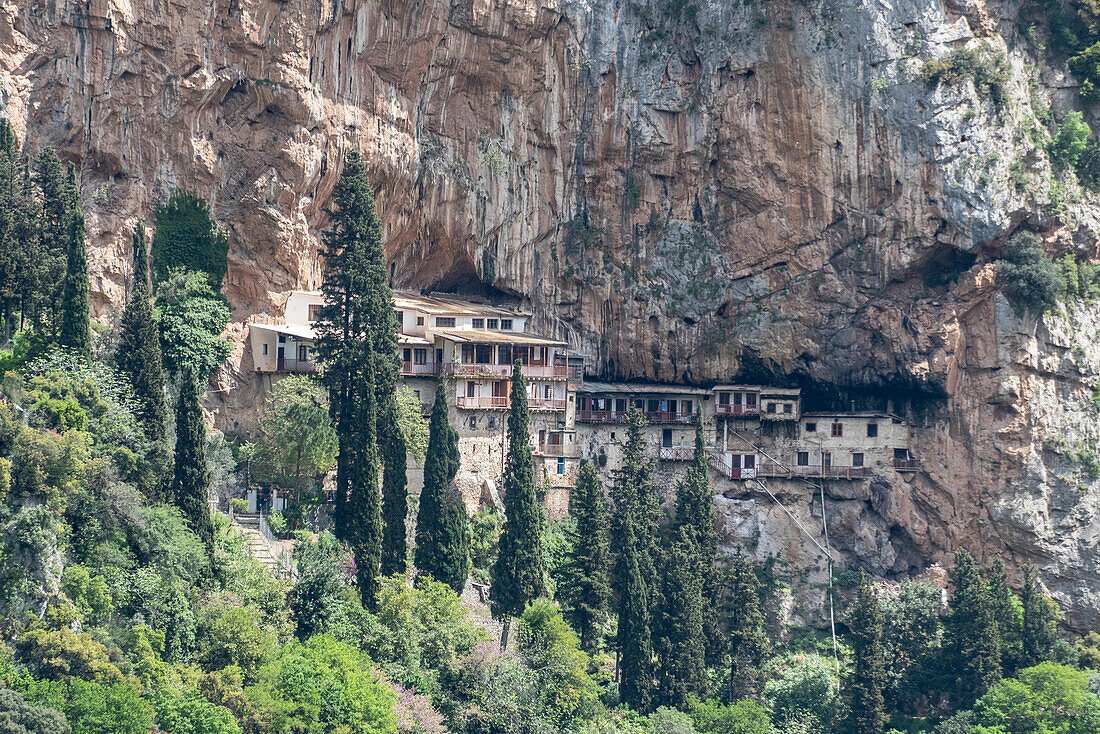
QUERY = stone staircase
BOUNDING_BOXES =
[232,512,292,579]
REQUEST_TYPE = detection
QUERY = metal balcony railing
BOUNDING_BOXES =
[277,357,317,373]
[400,361,441,377]
[893,458,920,472]
[757,462,871,480]
[456,395,510,409]
[714,403,760,417]
[658,446,696,461]
[441,363,568,379]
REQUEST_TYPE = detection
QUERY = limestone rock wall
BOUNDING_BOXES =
[4,0,1100,626]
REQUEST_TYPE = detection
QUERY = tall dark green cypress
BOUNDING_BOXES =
[414,381,470,593]
[0,120,19,332]
[346,337,383,608]
[986,557,1023,675]
[727,552,767,702]
[36,153,75,331]
[1020,565,1058,667]
[117,222,170,497]
[611,408,657,712]
[560,462,612,652]
[59,204,91,356]
[846,573,886,734]
[946,548,1000,708]
[490,360,545,648]
[655,523,707,708]
[12,156,42,331]
[171,366,215,563]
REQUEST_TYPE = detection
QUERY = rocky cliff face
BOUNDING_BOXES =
[4,0,1099,627]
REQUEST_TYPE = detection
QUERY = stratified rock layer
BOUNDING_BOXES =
[3,0,1099,626]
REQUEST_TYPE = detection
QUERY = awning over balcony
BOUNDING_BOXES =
[250,322,317,341]
[429,328,566,346]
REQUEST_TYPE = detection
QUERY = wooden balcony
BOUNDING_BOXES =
[530,397,567,412]
[533,443,579,458]
[576,409,696,425]
[400,361,441,377]
[644,411,697,425]
[715,403,760,417]
[758,462,871,480]
[706,452,758,479]
[893,458,920,472]
[456,395,510,409]
[276,357,317,373]
[658,446,695,461]
[442,363,567,379]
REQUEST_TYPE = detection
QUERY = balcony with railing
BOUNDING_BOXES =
[576,408,696,424]
[456,395,510,409]
[533,442,579,458]
[442,362,568,379]
[276,356,317,373]
[714,403,760,417]
[658,446,696,461]
[644,411,697,425]
[757,461,871,480]
[893,458,921,472]
[400,361,441,377]
[706,451,758,479]
[530,397,567,412]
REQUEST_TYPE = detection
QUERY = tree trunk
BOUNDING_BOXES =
[500,616,511,651]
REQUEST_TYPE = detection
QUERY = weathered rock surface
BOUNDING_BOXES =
[4,0,1100,626]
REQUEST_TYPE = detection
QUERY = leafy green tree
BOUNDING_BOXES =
[687,697,773,734]
[289,532,362,641]
[1021,565,1059,667]
[0,688,70,734]
[559,462,612,652]
[414,381,469,593]
[20,678,151,734]
[15,628,126,683]
[154,690,241,734]
[727,553,767,702]
[250,375,337,517]
[151,192,229,287]
[971,662,1100,733]
[116,222,169,497]
[762,654,841,733]
[490,360,546,648]
[155,268,231,379]
[58,207,90,357]
[1076,631,1100,669]
[518,601,601,726]
[845,573,886,734]
[987,558,1023,675]
[612,408,658,712]
[655,523,708,708]
[996,232,1064,314]
[881,581,943,713]
[171,365,215,561]
[197,605,277,680]
[1049,111,1092,169]
[946,548,1001,707]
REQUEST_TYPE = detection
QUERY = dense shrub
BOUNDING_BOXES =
[921,44,1010,110]
[0,688,69,734]
[151,192,229,288]
[19,678,151,734]
[1049,111,1092,168]
[996,232,1065,313]
[970,662,1100,732]
[155,269,231,379]
[762,654,842,732]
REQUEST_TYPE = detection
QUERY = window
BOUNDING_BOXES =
[472,318,485,328]
[610,432,616,440]
[403,348,411,362]
[557,457,566,475]
[744,454,756,468]
[466,382,475,398]
[262,343,268,355]
[823,452,832,468]
[308,304,323,321]
[831,422,843,437]
[395,310,403,325]
[501,318,513,330]
[783,403,792,414]
[436,317,455,328]
[796,451,809,466]
[475,344,492,363]
[805,422,817,432]
[682,400,693,414]
[414,390,421,400]
[488,318,499,329]
[746,393,757,407]
[718,392,730,405]
[544,385,553,398]
[615,398,627,412]
[767,403,777,414]
[417,316,425,326]
[852,452,864,467]
[498,345,511,365]
[278,335,286,343]
[867,423,878,438]
[413,349,427,364]
[647,399,660,413]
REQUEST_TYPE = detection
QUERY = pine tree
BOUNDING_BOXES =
[490,360,545,648]
[986,557,1023,675]
[727,552,767,702]
[414,381,470,593]
[846,573,887,734]
[59,205,91,357]
[611,408,658,712]
[946,548,1001,708]
[1021,565,1058,667]
[560,462,612,652]
[171,366,215,563]
[674,417,725,662]
[346,340,383,608]
[117,222,170,497]
[655,523,707,708]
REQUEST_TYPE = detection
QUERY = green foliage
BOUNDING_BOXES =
[155,268,231,379]
[996,232,1065,314]
[1056,254,1100,301]
[19,678,151,734]
[946,548,1001,708]
[728,553,768,702]
[15,628,126,684]
[171,367,215,560]
[0,687,70,734]
[762,654,842,732]
[34,151,77,332]
[987,558,1024,675]
[59,565,112,622]
[198,604,277,680]
[882,581,943,713]
[289,532,362,641]
[649,706,696,734]
[970,662,1100,732]
[58,208,90,358]
[247,635,397,734]
[490,362,545,624]
[395,387,429,465]
[686,697,772,734]
[1049,111,1092,169]
[468,508,502,585]
[154,689,241,734]
[920,44,1010,110]
[846,573,887,734]
[1021,566,1059,667]
[655,523,707,708]
[559,463,612,652]
[1075,631,1100,668]
[414,382,468,594]
[517,601,601,725]
[151,192,229,288]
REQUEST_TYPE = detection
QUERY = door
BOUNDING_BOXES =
[662,429,673,448]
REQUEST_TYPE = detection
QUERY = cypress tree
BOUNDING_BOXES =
[117,222,170,497]
[59,206,91,357]
[728,552,767,702]
[986,557,1023,675]
[35,150,75,330]
[12,156,42,331]
[560,462,612,652]
[611,408,658,712]
[655,523,707,708]
[490,360,545,648]
[0,120,19,331]
[1020,565,1058,667]
[346,338,383,608]
[846,573,886,734]
[171,366,215,562]
[946,548,1001,707]
[414,381,470,593]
